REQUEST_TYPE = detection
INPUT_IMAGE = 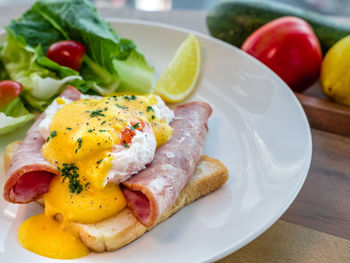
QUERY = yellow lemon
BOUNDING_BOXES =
[321,35,350,106]
[155,34,201,103]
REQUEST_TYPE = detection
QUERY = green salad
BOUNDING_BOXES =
[0,0,154,135]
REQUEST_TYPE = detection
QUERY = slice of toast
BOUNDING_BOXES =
[4,141,229,252]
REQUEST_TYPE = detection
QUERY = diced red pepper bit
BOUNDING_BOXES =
[120,119,145,146]
[130,119,145,131]
[121,128,136,145]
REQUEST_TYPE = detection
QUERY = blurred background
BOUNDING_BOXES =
[0,0,350,16]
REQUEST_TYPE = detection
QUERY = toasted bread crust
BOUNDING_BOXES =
[4,141,229,252]
[4,140,22,173]
[75,155,228,252]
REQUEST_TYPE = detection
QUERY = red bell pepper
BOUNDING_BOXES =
[241,16,322,92]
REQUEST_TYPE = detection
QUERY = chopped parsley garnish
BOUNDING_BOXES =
[66,127,72,130]
[101,120,106,125]
[130,122,139,130]
[75,138,82,153]
[123,142,129,148]
[97,159,103,164]
[146,106,154,112]
[99,130,107,132]
[151,115,155,119]
[85,182,90,188]
[46,130,58,142]
[59,163,83,194]
[90,109,105,118]
[88,129,93,133]
[116,104,128,109]
[50,130,57,138]
[123,95,136,100]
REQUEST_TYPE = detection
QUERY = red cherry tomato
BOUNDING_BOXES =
[241,16,322,92]
[0,80,23,108]
[46,40,86,71]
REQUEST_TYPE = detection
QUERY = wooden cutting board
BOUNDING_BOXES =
[0,6,349,263]
[296,83,350,137]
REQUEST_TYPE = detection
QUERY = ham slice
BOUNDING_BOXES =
[121,102,212,228]
[3,86,82,203]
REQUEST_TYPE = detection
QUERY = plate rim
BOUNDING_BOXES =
[106,18,313,262]
[0,18,313,262]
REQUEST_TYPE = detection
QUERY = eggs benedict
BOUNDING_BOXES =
[3,86,227,260]
[12,88,174,259]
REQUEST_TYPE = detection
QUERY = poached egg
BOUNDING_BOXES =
[18,94,174,259]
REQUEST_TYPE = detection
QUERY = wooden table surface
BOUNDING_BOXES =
[0,5,349,263]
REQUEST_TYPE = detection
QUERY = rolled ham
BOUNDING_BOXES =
[3,86,82,203]
[121,102,212,228]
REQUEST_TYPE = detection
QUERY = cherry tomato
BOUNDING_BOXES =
[0,80,23,108]
[241,16,322,92]
[46,40,86,71]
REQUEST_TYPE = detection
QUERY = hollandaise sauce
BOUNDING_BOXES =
[18,214,89,259]
[17,94,174,259]
[42,95,173,189]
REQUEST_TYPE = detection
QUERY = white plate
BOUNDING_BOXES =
[0,19,312,262]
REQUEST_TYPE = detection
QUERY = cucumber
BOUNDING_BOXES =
[207,0,350,54]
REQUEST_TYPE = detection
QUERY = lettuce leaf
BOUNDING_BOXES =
[0,97,34,135]
[36,49,79,79]
[7,0,154,95]
[0,0,154,134]
[0,60,9,80]
[0,30,81,110]
[113,50,154,93]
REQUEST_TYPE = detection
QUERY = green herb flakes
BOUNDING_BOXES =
[130,122,139,130]
[116,104,128,109]
[146,106,154,112]
[75,138,82,153]
[124,95,136,100]
[60,163,83,194]
[90,109,105,118]
[50,130,57,138]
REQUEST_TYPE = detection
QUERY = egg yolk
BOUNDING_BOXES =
[18,94,173,259]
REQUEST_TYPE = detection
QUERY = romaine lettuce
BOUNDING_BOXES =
[7,0,154,96]
[113,50,154,93]
[0,0,154,135]
[0,97,34,135]
[0,30,81,110]
[0,60,9,80]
